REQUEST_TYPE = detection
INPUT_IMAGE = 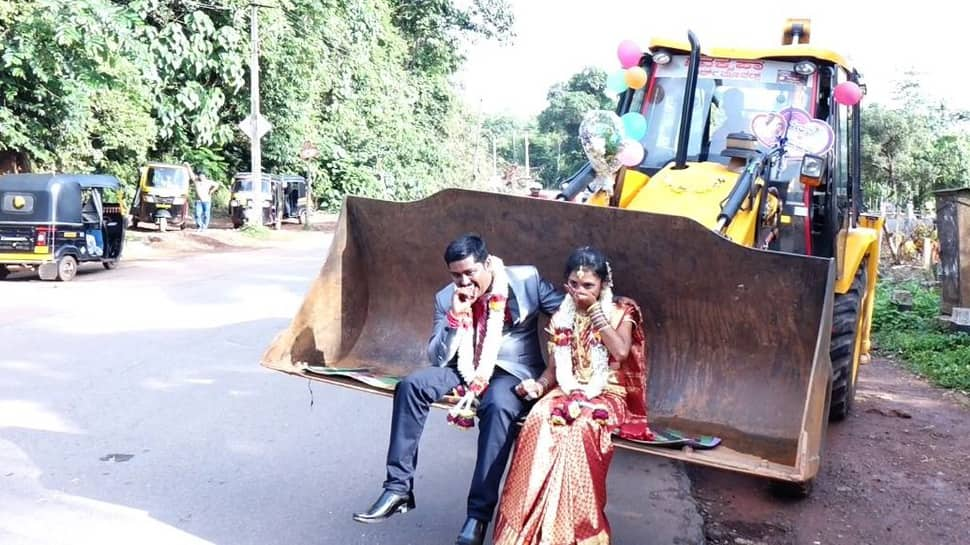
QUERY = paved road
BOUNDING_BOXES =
[0,236,703,545]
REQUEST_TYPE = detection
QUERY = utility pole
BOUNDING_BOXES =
[523,132,530,179]
[491,135,497,181]
[300,141,319,231]
[481,131,497,182]
[556,136,562,179]
[248,2,263,227]
[511,132,517,167]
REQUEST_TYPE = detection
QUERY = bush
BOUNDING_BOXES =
[872,280,970,391]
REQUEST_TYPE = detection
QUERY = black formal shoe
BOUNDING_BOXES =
[352,490,415,524]
[455,517,486,545]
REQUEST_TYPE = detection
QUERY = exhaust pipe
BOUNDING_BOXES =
[673,31,701,170]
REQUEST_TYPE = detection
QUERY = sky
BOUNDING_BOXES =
[457,0,962,119]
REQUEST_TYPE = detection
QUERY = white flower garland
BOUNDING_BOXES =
[552,281,616,399]
[448,256,510,429]
[455,256,509,384]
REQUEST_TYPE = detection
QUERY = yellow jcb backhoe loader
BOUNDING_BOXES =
[262,19,882,496]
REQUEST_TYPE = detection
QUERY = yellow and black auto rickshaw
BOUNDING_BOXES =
[228,172,273,228]
[0,173,126,281]
[229,173,307,228]
[129,162,191,232]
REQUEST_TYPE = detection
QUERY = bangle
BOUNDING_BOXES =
[590,308,609,330]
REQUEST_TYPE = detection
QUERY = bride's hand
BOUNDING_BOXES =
[564,283,597,311]
[515,379,543,400]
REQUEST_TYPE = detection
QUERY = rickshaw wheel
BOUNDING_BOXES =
[103,260,119,270]
[57,256,78,282]
[0,265,9,280]
[298,210,307,225]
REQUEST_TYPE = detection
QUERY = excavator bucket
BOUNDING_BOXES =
[262,189,835,484]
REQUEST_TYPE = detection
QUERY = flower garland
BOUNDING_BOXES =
[549,270,616,426]
[552,280,615,399]
[447,256,509,430]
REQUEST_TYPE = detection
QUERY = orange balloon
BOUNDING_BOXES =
[624,66,648,90]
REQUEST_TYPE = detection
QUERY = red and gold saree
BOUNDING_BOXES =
[493,297,652,545]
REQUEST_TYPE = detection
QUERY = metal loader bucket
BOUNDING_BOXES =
[262,189,835,483]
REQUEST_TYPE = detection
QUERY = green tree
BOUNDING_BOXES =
[861,78,970,211]
[0,0,516,209]
[0,0,156,179]
[861,104,919,209]
[534,67,613,186]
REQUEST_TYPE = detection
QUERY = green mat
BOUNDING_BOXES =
[304,366,401,391]
[617,428,721,450]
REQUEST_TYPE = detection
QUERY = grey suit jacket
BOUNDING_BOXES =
[427,265,564,381]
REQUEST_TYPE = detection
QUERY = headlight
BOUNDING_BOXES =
[173,197,186,205]
[801,155,824,178]
[230,199,238,207]
[800,154,825,188]
[144,195,156,203]
[794,60,817,76]
[651,51,671,65]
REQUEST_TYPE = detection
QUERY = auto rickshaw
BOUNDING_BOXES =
[0,173,126,281]
[129,162,191,232]
[276,175,308,225]
[229,172,273,228]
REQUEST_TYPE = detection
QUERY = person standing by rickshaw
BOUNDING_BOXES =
[192,170,218,232]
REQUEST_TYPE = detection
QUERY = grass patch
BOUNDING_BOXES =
[872,280,970,391]
[239,224,271,239]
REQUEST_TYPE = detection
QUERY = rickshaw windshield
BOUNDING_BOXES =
[232,179,272,193]
[146,167,189,191]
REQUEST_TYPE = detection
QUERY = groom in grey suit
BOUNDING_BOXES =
[353,233,563,545]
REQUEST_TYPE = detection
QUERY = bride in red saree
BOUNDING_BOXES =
[493,247,653,545]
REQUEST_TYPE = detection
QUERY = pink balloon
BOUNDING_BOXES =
[834,81,863,106]
[618,139,645,167]
[617,40,643,69]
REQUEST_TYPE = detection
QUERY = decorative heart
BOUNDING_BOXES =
[749,108,835,159]
[750,112,787,148]
[778,107,835,158]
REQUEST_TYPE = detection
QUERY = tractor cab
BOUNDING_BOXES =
[574,20,868,265]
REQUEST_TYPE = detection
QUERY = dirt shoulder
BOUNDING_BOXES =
[123,213,337,260]
[690,357,970,545]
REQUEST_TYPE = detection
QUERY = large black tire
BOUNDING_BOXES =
[829,262,867,421]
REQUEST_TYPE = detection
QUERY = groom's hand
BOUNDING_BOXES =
[451,285,478,316]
